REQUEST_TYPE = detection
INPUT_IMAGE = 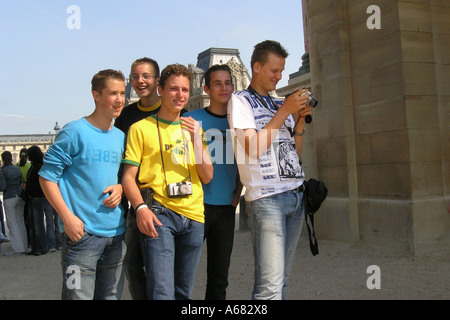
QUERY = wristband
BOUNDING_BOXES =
[135,202,147,212]
[294,128,306,136]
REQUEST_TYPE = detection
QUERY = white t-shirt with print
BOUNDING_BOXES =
[227,90,304,201]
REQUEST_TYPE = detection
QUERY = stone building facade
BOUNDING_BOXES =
[0,123,60,163]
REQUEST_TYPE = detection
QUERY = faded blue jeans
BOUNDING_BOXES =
[140,202,204,300]
[61,232,126,300]
[247,189,305,300]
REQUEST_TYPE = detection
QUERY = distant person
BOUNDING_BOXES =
[0,159,10,243]
[184,64,242,300]
[17,148,31,182]
[39,69,127,300]
[17,148,31,246]
[122,63,213,299]
[114,57,161,300]
[25,146,59,255]
[0,151,28,255]
[227,40,312,299]
[0,198,9,243]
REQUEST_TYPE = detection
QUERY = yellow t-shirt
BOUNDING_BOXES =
[122,114,205,223]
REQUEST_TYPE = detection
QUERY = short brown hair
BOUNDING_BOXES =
[91,69,125,93]
[159,64,192,89]
[130,57,160,77]
[250,40,289,70]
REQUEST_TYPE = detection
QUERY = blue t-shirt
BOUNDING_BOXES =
[185,108,238,205]
[39,118,126,237]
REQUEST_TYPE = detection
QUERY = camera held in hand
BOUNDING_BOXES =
[167,181,193,197]
[285,89,318,123]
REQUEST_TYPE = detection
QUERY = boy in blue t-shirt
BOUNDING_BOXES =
[39,69,127,300]
[185,64,242,300]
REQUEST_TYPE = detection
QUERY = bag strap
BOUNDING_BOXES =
[304,194,319,256]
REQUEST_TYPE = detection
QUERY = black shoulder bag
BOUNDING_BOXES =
[303,178,328,256]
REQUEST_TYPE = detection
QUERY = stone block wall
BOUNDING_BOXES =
[305,0,450,255]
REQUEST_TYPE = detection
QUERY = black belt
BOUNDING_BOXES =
[292,184,305,193]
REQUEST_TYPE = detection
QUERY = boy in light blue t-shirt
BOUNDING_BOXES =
[39,69,127,300]
[185,64,242,300]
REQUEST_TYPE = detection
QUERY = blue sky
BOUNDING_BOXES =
[0,0,305,135]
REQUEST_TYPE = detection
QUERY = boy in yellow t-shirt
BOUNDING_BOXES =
[122,64,213,300]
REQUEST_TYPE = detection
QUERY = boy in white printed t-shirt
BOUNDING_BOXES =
[227,40,312,300]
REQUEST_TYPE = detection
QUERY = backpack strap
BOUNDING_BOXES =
[304,194,319,256]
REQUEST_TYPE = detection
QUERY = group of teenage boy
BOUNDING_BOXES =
[38,40,313,300]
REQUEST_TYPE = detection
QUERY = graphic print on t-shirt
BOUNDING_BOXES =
[275,141,302,180]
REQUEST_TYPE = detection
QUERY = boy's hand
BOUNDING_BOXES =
[181,116,201,142]
[283,88,312,117]
[63,215,85,242]
[136,207,162,238]
[103,184,123,208]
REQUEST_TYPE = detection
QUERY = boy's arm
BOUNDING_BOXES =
[193,140,213,184]
[122,164,162,238]
[181,116,213,184]
[230,90,311,159]
[231,173,243,207]
[39,176,85,241]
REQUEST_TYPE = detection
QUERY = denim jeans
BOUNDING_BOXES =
[124,210,147,300]
[61,232,126,300]
[29,197,60,254]
[247,189,305,300]
[204,204,236,300]
[140,202,204,300]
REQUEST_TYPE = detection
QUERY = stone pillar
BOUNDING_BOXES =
[302,0,309,53]
[306,0,450,255]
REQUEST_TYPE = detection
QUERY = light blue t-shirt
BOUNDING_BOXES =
[39,118,126,237]
[185,108,238,205]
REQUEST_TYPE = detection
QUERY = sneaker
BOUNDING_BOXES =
[49,248,56,252]
[0,235,10,243]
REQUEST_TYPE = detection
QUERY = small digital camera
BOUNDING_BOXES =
[285,89,319,123]
[301,90,318,108]
[285,89,318,108]
[167,182,193,197]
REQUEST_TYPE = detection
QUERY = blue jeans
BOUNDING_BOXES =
[61,232,126,300]
[140,202,204,300]
[29,197,60,254]
[124,210,147,300]
[247,189,305,300]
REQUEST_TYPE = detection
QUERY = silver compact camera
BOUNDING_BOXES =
[167,182,193,197]
[285,89,318,123]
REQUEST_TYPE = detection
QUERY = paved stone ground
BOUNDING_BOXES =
[1,217,449,300]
